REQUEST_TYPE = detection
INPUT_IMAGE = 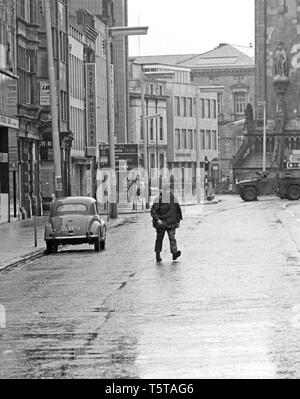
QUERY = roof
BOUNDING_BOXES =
[54,196,96,205]
[130,54,199,66]
[178,44,254,69]
[131,43,254,70]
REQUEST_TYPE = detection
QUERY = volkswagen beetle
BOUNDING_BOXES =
[44,196,106,254]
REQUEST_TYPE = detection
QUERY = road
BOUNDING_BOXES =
[1,196,300,378]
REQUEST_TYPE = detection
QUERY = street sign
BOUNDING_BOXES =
[40,81,51,106]
[115,144,138,171]
[99,144,139,171]
[287,152,300,169]
[99,144,110,168]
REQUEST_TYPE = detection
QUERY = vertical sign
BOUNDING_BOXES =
[86,63,97,149]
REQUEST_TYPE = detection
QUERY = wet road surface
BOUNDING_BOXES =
[1,196,300,378]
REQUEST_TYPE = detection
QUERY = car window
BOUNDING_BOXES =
[56,203,87,215]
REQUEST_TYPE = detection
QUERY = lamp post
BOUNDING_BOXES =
[43,0,62,197]
[258,101,267,172]
[106,25,148,218]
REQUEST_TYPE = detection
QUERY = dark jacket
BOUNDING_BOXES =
[151,192,183,229]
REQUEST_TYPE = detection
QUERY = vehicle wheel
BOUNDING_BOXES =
[46,242,53,254]
[100,227,106,250]
[94,234,101,252]
[242,186,258,202]
[287,185,300,201]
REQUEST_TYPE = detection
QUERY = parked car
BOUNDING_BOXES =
[44,196,106,254]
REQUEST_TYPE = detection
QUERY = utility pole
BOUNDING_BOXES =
[195,88,201,203]
[263,101,267,172]
[106,27,118,218]
[43,0,62,197]
[141,72,150,209]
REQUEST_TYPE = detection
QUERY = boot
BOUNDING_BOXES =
[172,250,181,260]
[156,252,162,262]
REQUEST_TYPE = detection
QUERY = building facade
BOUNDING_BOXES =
[233,0,300,181]
[68,0,129,143]
[129,74,168,178]
[133,46,255,189]
[0,0,19,223]
[38,0,72,209]
[129,59,219,193]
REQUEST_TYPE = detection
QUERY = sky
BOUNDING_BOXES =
[128,0,255,57]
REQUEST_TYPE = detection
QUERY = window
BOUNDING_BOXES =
[60,90,68,121]
[29,0,37,23]
[175,96,180,116]
[188,129,193,149]
[159,154,164,169]
[182,129,187,149]
[234,92,246,114]
[188,97,193,117]
[182,97,187,117]
[19,0,26,19]
[175,129,180,149]
[212,100,217,119]
[200,130,205,149]
[150,84,154,95]
[205,99,210,118]
[159,117,163,141]
[150,119,154,141]
[159,85,163,96]
[200,99,205,118]
[56,203,87,215]
[212,130,217,150]
[217,93,223,115]
[205,130,211,150]
[59,31,68,63]
[150,153,155,169]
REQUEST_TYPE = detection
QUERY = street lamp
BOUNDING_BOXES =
[258,101,267,172]
[106,25,148,218]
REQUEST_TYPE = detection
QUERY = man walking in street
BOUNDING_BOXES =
[150,183,183,262]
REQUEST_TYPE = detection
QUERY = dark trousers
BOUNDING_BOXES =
[155,228,177,254]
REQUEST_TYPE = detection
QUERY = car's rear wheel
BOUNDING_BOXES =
[242,186,258,202]
[100,227,106,250]
[46,241,53,254]
[94,233,101,252]
[287,185,300,201]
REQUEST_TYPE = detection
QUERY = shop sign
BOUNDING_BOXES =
[40,81,51,106]
[86,63,97,148]
[0,114,19,129]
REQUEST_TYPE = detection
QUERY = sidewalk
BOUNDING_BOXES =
[0,215,133,273]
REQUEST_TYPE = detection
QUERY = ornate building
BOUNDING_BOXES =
[233,0,300,181]
[0,0,19,223]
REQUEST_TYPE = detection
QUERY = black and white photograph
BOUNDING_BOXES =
[1,0,300,383]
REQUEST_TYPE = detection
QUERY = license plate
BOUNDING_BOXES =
[62,225,80,232]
